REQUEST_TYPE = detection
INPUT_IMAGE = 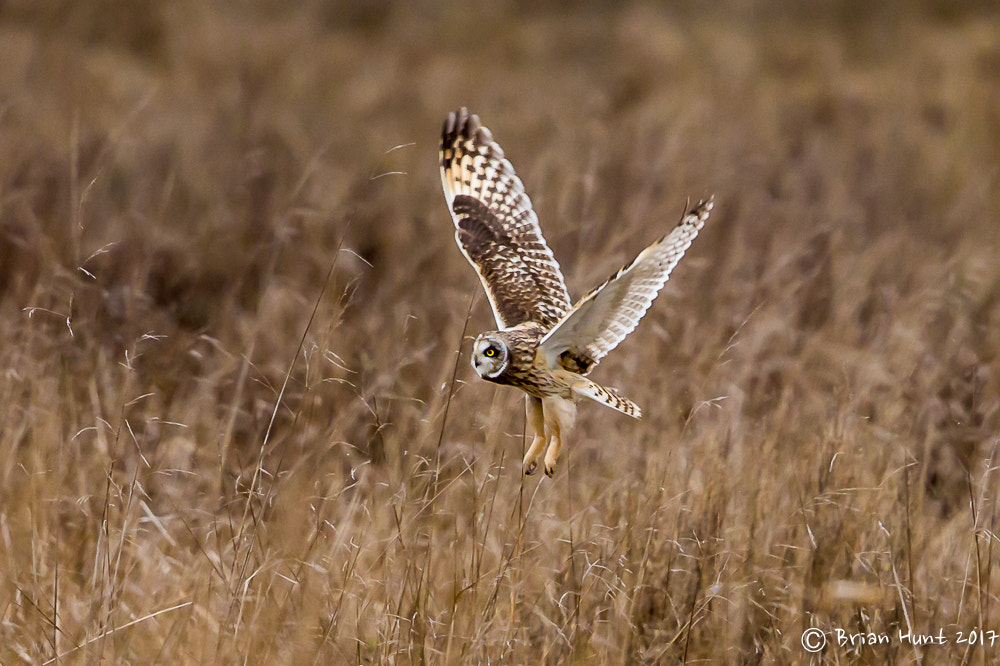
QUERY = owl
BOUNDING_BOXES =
[440,108,712,476]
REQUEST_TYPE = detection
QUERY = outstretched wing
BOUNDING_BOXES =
[540,198,713,373]
[440,108,571,330]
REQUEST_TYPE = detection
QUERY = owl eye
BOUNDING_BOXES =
[484,347,496,358]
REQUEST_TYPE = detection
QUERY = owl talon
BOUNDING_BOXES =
[524,460,538,475]
[544,461,557,477]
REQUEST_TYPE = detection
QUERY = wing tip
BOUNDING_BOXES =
[442,108,502,198]
[686,195,714,228]
[443,107,473,137]
[442,107,494,151]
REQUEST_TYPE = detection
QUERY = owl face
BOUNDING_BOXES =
[471,334,509,379]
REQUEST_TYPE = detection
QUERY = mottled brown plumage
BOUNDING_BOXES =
[441,109,571,330]
[441,107,712,476]
[474,322,571,398]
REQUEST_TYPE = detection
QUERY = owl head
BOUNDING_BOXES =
[471,334,509,379]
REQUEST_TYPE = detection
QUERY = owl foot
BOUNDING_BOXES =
[543,460,557,477]
[522,426,546,476]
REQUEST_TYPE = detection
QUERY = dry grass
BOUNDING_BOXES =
[2,1,999,663]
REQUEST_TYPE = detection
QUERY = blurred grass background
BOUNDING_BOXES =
[1,0,998,663]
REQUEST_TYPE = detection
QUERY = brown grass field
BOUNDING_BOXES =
[2,1,999,663]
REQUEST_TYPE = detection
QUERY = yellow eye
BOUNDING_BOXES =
[484,347,495,357]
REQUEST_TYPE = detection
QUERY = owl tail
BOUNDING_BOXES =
[572,379,641,419]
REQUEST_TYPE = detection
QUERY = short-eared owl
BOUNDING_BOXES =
[440,108,712,476]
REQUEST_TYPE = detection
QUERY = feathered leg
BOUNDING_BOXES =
[522,395,547,475]
[542,396,577,477]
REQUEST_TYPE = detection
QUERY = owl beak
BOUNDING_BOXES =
[471,355,489,379]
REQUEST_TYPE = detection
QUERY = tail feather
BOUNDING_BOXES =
[572,379,641,418]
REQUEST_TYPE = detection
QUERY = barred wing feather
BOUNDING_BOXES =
[440,108,571,330]
[540,198,713,372]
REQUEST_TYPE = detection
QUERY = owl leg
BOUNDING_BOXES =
[542,396,577,477]
[522,395,547,475]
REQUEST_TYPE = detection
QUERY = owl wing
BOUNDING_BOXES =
[440,108,571,330]
[540,198,713,373]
